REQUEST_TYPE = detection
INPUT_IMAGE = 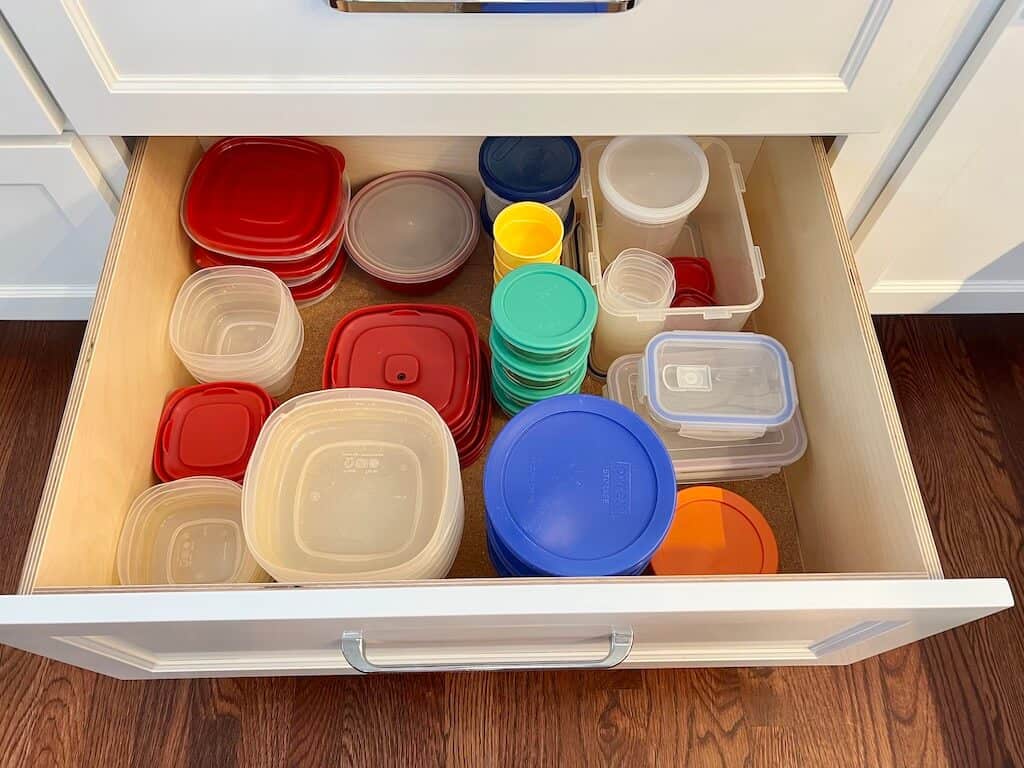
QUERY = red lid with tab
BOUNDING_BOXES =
[324,304,481,437]
[182,137,345,260]
[191,225,345,282]
[153,382,274,483]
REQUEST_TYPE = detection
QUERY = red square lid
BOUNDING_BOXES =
[324,304,481,436]
[454,340,494,468]
[191,224,345,283]
[182,137,345,259]
[153,382,275,483]
[669,256,716,298]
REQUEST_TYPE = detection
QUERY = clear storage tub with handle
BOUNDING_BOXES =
[581,139,765,375]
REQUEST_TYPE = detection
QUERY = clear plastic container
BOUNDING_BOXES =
[600,249,676,312]
[582,139,766,374]
[485,186,574,226]
[597,136,709,267]
[604,354,806,482]
[117,477,267,585]
[168,266,303,396]
[242,389,464,583]
[640,332,798,441]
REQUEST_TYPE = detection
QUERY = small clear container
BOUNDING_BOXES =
[605,354,806,482]
[640,331,798,441]
[601,249,676,312]
[117,478,267,585]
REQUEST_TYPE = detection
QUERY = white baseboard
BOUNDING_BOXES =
[868,279,1024,314]
[0,284,96,320]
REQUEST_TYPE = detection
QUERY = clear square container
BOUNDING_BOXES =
[639,332,798,441]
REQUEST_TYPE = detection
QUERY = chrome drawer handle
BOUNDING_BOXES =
[329,1,638,13]
[341,629,633,673]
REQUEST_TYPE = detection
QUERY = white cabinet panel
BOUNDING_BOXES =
[0,135,117,319]
[0,14,62,134]
[0,0,967,135]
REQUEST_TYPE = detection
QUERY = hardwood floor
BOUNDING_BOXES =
[0,316,1020,767]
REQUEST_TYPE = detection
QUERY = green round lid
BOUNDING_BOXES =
[489,327,589,384]
[491,356,587,405]
[492,380,523,417]
[490,264,597,355]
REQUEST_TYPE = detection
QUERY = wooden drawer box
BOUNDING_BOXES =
[0,136,1010,679]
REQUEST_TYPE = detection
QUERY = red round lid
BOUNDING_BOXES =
[153,382,274,483]
[669,256,716,298]
[191,225,345,282]
[323,304,481,434]
[182,137,345,259]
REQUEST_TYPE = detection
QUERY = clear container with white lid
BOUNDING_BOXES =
[242,389,464,583]
[117,477,268,585]
[605,354,807,482]
[639,331,798,441]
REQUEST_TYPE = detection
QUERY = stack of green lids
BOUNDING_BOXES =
[489,264,598,416]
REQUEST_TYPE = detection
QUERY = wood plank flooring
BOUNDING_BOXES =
[0,316,1021,768]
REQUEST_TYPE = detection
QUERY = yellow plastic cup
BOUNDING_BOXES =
[493,202,564,267]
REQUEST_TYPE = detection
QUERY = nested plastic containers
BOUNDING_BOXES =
[168,266,304,397]
[597,136,709,267]
[344,171,479,294]
[117,477,267,585]
[604,354,807,483]
[492,202,565,284]
[484,395,676,577]
[243,389,464,583]
[581,139,765,374]
[479,137,581,223]
[181,137,351,305]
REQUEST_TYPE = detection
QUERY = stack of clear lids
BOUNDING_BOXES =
[169,266,304,397]
[183,137,350,308]
[604,331,807,483]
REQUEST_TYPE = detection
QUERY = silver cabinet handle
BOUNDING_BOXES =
[329,1,638,14]
[341,629,633,673]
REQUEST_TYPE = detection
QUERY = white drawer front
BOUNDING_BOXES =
[0,0,981,135]
[0,16,62,134]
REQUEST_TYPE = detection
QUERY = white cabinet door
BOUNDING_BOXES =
[0,0,982,136]
[0,14,62,134]
[855,1,1024,313]
[0,134,117,319]
[0,579,1010,679]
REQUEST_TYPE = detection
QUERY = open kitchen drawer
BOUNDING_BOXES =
[0,136,1011,679]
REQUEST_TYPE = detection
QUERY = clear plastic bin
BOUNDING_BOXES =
[581,139,765,375]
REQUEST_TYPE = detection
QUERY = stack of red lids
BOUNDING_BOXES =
[182,137,350,307]
[153,382,275,483]
[323,305,493,467]
[669,256,717,308]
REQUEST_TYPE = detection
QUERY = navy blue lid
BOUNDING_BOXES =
[484,394,676,577]
[479,137,581,204]
[481,195,575,240]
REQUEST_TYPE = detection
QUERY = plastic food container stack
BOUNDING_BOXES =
[604,354,806,483]
[153,381,275,483]
[492,201,565,285]
[168,266,304,397]
[580,139,765,374]
[182,137,351,306]
[323,304,492,467]
[489,264,597,416]
[345,171,479,295]
[484,395,676,577]
[640,331,799,441]
[479,137,581,223]
[243,389,464,583]
[117,477,268,585]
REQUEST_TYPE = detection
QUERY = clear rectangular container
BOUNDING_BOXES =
[581,138,765,374]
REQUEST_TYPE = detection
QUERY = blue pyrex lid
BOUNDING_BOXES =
[641,332,798,431]
[484,394,676,576]
[479,137,582,204]
[480,195,575,240]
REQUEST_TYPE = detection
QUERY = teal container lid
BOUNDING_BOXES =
[489,327,589,383]
[492,380,523,417]
[490,264,597,356]
[491,356,587,405]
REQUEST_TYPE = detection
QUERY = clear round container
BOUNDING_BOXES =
[242,389,464,583]
[598,136,709,267]
[117,477,267,585]
[169,266,304,396]
[485,185,574,226]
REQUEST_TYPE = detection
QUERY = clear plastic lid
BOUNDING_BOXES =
[640,332,798,440]
[606,354,806,481]
[345,171,479,282]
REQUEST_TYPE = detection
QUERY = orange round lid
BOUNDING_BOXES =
[651,486,778,575]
